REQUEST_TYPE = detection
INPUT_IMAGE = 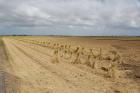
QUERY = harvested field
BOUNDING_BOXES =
[0,36,140,93]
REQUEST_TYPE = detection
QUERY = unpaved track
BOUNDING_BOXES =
[0,73,5,93]
[0,38,5,93]
[3,37,140,93]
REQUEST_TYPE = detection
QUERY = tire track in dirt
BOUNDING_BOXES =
[1,38,21,93]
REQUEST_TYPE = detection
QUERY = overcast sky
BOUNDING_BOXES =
[0,0,140,36]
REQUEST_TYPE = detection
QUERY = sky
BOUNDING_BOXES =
[0,0,140,36]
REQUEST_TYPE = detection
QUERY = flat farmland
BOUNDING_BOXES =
[0,36,140,93]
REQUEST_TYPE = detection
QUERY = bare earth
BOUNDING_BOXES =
[0,36,140,93]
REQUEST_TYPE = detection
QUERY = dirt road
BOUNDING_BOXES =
[2,37,140,93]
[0,73,5,93]
[0,38,6,93]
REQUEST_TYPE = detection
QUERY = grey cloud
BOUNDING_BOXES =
[0,0,140,35]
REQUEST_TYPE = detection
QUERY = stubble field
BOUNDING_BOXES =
[0,36,140,93]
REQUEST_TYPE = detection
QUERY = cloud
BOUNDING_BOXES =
[0,0,140,35]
